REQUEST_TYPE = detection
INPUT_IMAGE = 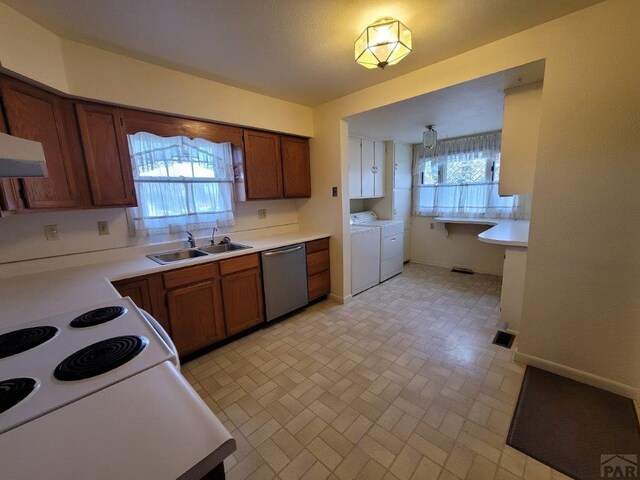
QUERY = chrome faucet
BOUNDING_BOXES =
[186,231,196,248]
[210,227,218,246]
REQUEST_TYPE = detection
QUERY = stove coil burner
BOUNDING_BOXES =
[54,335,148,381]
[0,377,37,414]
[0,326,58,359]
[70,306,127,328]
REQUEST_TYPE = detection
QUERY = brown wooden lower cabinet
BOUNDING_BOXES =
[166,280,226,355]
[220,254,264,335]
[111,273,169,333]
[306,238,331,301]
[308,270,331,301]
[111,244,329,358]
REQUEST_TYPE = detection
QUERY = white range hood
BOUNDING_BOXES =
[0,132,47,178]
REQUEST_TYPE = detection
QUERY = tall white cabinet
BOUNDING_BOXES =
[389,142,412,262]
[349,136,385,199]
[363,141,413,262]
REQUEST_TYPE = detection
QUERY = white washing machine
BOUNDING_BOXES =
[350,224,381,295]
[351,211,404,282]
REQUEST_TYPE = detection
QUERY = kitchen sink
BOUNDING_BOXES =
[147,249,210,265]
[197,243,251,254]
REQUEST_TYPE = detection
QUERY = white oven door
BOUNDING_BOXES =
[140,310,180,370]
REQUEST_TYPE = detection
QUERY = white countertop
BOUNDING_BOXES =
[0,229,329,478]
[0,230,330,326]
[433,217,529,247]
[0,362,235,480]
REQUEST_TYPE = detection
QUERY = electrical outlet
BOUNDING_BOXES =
[258,209,267,219]
[430,223,435,230]
[44,224,59,241]
[97,221,110,236]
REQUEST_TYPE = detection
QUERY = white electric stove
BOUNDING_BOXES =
[0,297,177,434]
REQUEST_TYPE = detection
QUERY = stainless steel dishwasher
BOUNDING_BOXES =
[261,243,308,322]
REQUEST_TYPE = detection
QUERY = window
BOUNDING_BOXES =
[414,131,518,218]
[127,132,236,236]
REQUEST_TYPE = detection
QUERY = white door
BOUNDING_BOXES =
[373,140,385,197]
[394,143,413,189]
[349,137,362,199]
[393,188,412,226]
[361,139,375,198]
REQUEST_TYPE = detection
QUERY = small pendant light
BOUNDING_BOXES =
[423,125,437,149]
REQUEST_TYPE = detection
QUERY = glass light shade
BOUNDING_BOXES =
[423,125,437,149]
[355,18,412,69]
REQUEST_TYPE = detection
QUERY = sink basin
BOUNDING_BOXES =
[197,243,251,254]
[147,249,209,265]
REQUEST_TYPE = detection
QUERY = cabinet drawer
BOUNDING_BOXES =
[306,250,330,276]
[219,253,260,276]
[163,262,218,289]
[308,270,330,301]
[306,238,329,254]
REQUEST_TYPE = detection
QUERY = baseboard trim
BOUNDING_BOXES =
[514,351,639,400]
[408,259,502,277]
[329,293,351,304]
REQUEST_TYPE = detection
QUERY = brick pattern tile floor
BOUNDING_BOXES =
[183,263,572,480]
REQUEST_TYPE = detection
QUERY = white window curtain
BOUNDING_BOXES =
[128,132,236,236]
[413,131,518,218]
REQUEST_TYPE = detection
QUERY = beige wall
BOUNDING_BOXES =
[0,4,311,265]
[0,200,299,264]
[0,3,313,137]
[298,0,640,395]
[0,3,69,92]
[410,218,505,276]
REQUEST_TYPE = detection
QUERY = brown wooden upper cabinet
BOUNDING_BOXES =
[0,73,311,214]
[243,130,310,200]
[281,136,311,198]
[0,76,87,210]
[243,130,283,199]
[75,103,136,207]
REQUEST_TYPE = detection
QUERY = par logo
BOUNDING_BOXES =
[601,454,638,478]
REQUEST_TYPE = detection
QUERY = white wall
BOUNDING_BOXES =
[410,217,505,276]
[0,200,298,264]
[298,0,640,396]
[349,199,364,213]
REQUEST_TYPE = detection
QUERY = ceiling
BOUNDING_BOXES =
[346,61,545,144]
[4,0,602,106]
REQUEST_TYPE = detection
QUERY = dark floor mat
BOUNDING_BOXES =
[507,366,640,480]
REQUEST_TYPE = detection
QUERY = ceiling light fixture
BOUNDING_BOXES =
[423,125,437,149]
[355,17,412,70]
